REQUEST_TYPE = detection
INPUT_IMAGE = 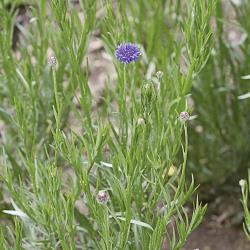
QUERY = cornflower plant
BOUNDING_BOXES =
[0,0,215,249]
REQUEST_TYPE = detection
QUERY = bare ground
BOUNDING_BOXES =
[184,219,249,250]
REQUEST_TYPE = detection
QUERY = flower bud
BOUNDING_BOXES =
[239,179,246,187]
[179,111,190,122]
[97,190,109,204]
[137,118,145,125]
[141,80,157,112]
[168,166,177,176]
[48,56,57,67]
[156,71,163,79]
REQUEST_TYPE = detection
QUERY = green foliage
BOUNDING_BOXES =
[188,0,250,195]
[241,172,250,240]
[0,0,216,249]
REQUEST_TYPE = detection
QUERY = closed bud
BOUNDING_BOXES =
[97,190,109,204]
[179,111,190,122]
[142,81,157,108]
[137,118,145,125]
[239,179,246,187]
[156,71,163,79]
[168,166,177,176]
[48,56,57,67]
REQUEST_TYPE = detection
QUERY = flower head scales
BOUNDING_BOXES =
[179,111,190,122]
[115,43,141,64]
[96,190,109,204]
[48,56,57,67]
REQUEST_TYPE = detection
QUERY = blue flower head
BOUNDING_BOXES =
[115,43,141,64]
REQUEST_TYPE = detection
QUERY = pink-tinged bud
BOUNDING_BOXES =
[48,56,57,67]
[179,111,190,122]
[97,190,109,204]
